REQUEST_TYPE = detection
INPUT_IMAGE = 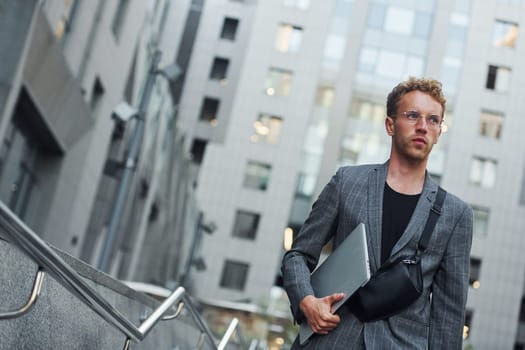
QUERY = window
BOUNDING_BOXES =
[90,77,105,112]
[275,24,303,53]
[479,110,503,139]
[486,65,511,92]
[244,161,271,191]
[190,138,207,164]
[219,260,249,291]
[209,57,229,81]
[464,309,473,340]
[264,68,293,96]
[199,97,220,124]
[0,122,38,221]
[493,19,518,48]
[232,210,260,240]
[469,257,481,288]
[250,114,282,144]
[315,85,335,107]
[296,172,316,197]
[470,156,497,188]
[358,47,424,79]
[52,0,79,44]
[220,17,239,40]
[112,0,130,40]
[472,206,489,236]
[283,0,309,10]
[384,7,415,35]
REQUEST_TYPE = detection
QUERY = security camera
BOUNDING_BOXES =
[111,101,138,123]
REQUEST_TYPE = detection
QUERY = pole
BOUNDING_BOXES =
[97,50,162,273]
[179,211,203,288]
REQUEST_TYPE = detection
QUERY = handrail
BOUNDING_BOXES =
[0,268,45,319]
[123,281,218,349]
[217,317,239,350]
[0,201,184,343]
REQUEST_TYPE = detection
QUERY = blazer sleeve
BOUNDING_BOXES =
[428,203,473,349]
[281,168,342,323]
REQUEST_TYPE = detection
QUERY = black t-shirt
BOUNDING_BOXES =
[381,182,421,264]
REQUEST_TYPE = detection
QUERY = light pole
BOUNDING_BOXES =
[97,50,180,273]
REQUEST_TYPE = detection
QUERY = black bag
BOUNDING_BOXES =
[350,187,446,322]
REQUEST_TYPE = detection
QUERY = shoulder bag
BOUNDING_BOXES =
[350,187,446,322]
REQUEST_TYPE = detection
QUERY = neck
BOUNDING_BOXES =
[386,155,427,195]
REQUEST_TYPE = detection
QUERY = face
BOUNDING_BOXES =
[385,90,443,163]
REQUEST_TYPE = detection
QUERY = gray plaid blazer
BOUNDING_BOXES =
[282,162,473,349]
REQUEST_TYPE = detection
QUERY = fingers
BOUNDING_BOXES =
[300,294,345,335]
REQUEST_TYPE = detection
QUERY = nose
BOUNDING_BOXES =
[414,116,429,130]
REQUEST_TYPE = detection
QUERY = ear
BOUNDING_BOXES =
[385,117,395,136]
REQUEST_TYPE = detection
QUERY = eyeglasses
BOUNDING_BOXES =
[392,111,443,130]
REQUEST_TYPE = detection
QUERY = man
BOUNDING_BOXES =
[281,77,473,349]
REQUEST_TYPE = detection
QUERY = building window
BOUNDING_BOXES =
[275,24,303,53]
[464,309,473,340]
[486,65,511,92]
[493,19,518,48]
[479,110,503,139]
[220,260,249,291]
[220,17,239,40]
[469,257,481,289]
[250,114,282,144]
[472,206,489,236]
[0,121,38,221]
[190,138,207,164]
[283,0,309,10]
[244,161,271,191]
[111,0,130,40]
[315,85,335,107]
[90,77,105,112]
[52,0,79,44]
[384,6,415,35]
[209,57,229,81]
[199,97,220,124]
[264,68,293,96]
[232,210,260,240]
[470,157,497,188]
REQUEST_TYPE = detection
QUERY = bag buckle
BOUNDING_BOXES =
[402,257,418,265]
[431,204,442,215]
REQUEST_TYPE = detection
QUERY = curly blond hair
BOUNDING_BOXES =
[386,77,446,117]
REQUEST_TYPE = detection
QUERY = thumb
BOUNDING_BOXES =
[326,292,345,304]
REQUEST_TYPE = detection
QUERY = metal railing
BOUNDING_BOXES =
[0,202,185,349]
[123,281,245,350]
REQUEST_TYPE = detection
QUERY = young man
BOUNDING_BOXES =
[281,77,473,349]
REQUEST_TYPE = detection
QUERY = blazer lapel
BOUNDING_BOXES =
[367,162,388,271]
[389,173,439,259]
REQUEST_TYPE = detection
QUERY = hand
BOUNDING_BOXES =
[299,293,345,335]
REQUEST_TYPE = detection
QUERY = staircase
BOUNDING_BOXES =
[0,202,240,350]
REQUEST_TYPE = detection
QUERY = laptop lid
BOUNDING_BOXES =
[299,223,371,345]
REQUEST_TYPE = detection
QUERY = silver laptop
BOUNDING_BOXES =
[299,223,371,345]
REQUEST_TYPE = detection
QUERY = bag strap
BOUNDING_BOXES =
[416,187,446,254]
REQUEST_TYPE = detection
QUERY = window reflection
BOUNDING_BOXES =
[384,7,415,35]
[470,157,497,188]
[493,19,518,48]
[275,24,303,53]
